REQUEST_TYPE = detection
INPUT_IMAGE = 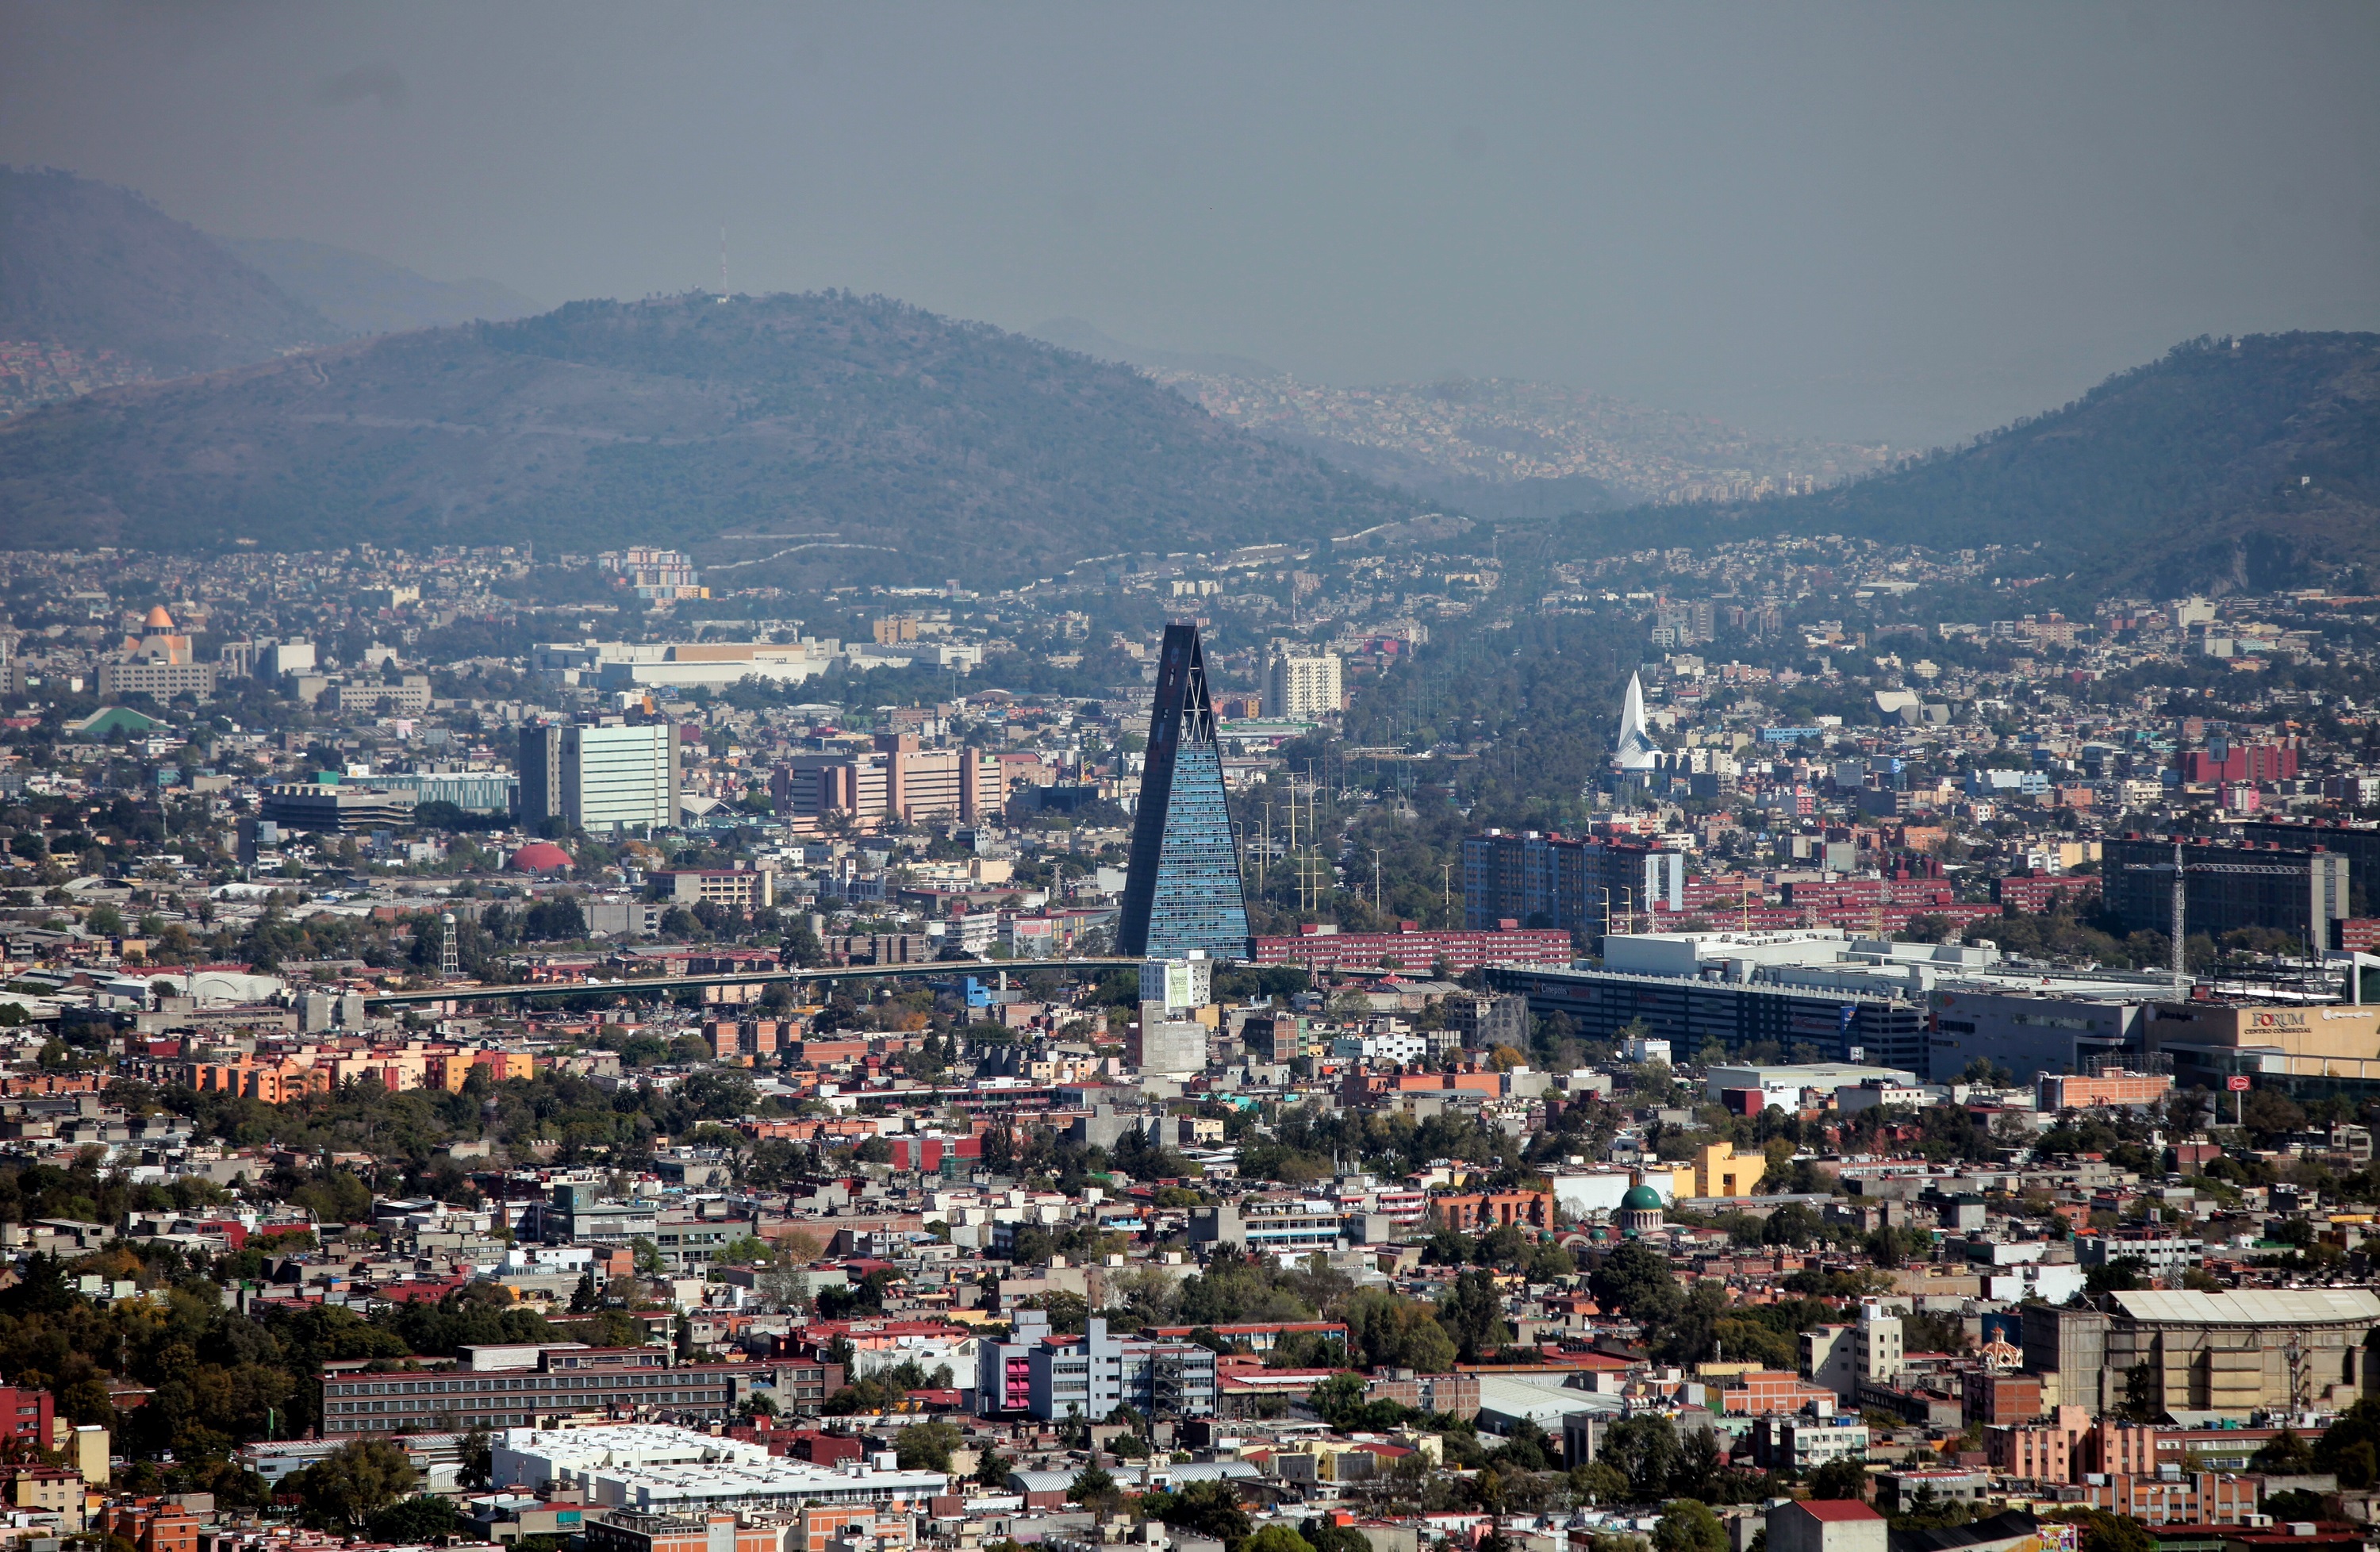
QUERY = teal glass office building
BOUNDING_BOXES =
[1118,623,1250,961]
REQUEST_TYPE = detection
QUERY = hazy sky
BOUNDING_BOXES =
[4,2,2376,444]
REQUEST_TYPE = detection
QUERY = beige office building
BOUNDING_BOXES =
[771,737,1000,832]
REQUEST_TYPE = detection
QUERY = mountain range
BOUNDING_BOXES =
[0,167,543,418]
[1573,332,2380,594]
[215,237,543,338]
[1029,317,1890,516]
[1,167,2372,593]
[0,292,1416,582]
[0,167,332,380]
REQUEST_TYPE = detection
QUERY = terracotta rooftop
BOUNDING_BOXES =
[1791,1501,1885,1522]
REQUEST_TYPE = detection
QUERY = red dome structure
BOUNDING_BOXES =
[509,840,572,874]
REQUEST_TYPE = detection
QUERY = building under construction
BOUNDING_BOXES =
[2103,833,2351,950]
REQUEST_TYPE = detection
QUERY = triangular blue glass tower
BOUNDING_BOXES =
[1118,621,1250,960]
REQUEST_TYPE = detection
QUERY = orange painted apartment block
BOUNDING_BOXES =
[98,1503,200,1552]
[704,1019,787,1062]
[182,1056,332,1104]
[2036,1071,2174,1109]
[1985,1404,2092,1481]
[1719,1370,1841,1415]
[172,1042,536,1103]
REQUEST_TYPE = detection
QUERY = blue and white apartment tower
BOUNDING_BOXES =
[1117,621,1250,961]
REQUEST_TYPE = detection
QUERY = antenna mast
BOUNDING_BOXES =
[2171,840,2186,999]
[719,225,729,301]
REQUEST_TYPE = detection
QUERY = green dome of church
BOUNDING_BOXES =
[1620,1183,1664,1211]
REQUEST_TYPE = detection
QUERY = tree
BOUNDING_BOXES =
[1569,1461,1631,1504]
[1144,1481,1251,1546]
[1654,1501,1726,1552]
[2250,1427,2314,1474]
[2313,1397,2380,1488]
[286,1439,416,1529]
[896,1419,962,1472]
[1589,1240,1683,1323]
[1068,1464,1118,1507]
[1435,1268,1512,1362]
[2044,1510,2155,1552]
[2084,1256,2150,1296]
[369,1496,460,1543]
[1526,1238,1577,1283]
[458,1427,493,1490]
[1343,1287,1457,1373]
[2241,1088,2306,1146]
[1598,1413,1681,1502]
[1242,1529,1317,1552]
[1806,1458,1868,1500]
[1303,1519,1375,1552]
[1760,1202,1824,1248]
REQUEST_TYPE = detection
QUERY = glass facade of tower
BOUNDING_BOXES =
[1119,623,1250,960]
[1138,738,1249,958]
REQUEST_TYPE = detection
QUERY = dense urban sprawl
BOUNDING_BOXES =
[0,532,2372,1552]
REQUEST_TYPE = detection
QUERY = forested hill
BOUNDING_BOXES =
[0,167,334,376]
[1578,333,2380,594]
[0,291,1418,580]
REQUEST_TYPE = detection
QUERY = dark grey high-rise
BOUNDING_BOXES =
[1118,622,1250,961]
[517,723,562,831]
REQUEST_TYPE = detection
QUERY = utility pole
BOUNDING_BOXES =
[1286,784,1298,909]
[1373,848,1384,916]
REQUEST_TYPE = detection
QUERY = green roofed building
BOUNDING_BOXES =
[68,707,162,740]
[1618,1181,1665,1236]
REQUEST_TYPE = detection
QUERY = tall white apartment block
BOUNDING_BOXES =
[1262,643,1342,719]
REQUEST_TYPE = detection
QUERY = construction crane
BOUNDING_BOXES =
[2121,841,2324,999]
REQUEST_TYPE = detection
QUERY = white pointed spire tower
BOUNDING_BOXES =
[1612,669,1660,773]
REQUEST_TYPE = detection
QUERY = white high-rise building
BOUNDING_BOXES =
[1139,955,1213,1012]
[521,722,681,834]
[1612,670,1660,772]
[570,724,679,832]
[1263,643,1342,719]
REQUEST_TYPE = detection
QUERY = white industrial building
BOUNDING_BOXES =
[489,1426,947,1511]
[1702,1061,1921,1104]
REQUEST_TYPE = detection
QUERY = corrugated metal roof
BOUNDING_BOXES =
[1474,1373,1623,1428]
[2110,1289,2380,1325]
